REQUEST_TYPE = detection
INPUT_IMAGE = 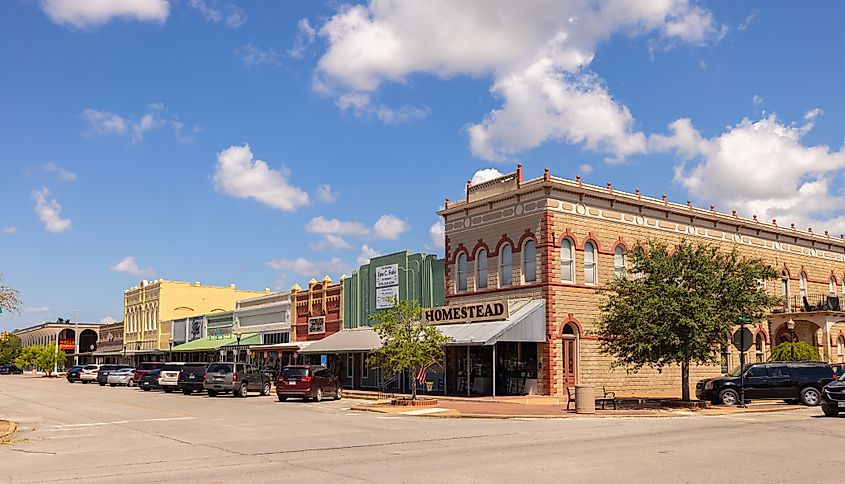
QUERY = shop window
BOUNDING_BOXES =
[457,253,468,292]
[584,242,597,285]
[613,245,626,278]
[522,240,537,283]
[476,249,488,290]
[346,354,353,379]
[755,333,765,363]
[561,239,574,283]
[499,244,513,287]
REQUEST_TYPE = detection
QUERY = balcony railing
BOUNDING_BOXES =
[771,292,842,314]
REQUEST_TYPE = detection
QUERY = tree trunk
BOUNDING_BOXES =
[411,366,418,400]
[681,360,690,401]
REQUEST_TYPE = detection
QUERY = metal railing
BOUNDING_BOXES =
[772,292,842,313]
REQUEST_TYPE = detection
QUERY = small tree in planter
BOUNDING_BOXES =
[369,299,451,401]
[769,341,820,361]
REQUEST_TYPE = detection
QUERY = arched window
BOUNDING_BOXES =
[755,333,765,363]
[799,273,807,301]
[522,240,537,283]
[499,244,513,287]
[838,336,845,363]
[457,253,468,292]
[781,272,789,308]
[476,249,488,290]
[561,239,575,283]
[830,277,837,297]
[584,241,597,285]
[613,246,626,278]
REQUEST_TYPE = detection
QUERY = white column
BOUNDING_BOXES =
[54,329,61,375]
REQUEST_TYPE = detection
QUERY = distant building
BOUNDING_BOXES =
[14,320,102,367]
[93,321,124,364]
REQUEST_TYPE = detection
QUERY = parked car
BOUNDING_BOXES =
[157,362,184,393]
[696,361,836,406]
[0,364,23,375]
[133,361,165,384]
[275,365,342,402]
[139,369,162,391]
[821,373,845,417]
[79,364,101,384]
[178,363,208,395]
[203,362,271,398]
[96,364,125,386]
[831,363,845,379]
[66,365,84,383]
[107,368,136,387]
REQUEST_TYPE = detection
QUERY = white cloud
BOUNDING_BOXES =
[40,0,169,29]
[21,306,51,314]
[470,168,503,185]
[305,216,368,236]
[336,93,430,124]
[43,162,77,182]
[578,164,593,174]
[372,214,409,240]
[188,0,245,28]
[316,184,338,203]
[314,1,721,157]
[312,234,353,251]
[110,256,156,278]
[32,187,71,234]
[653,110,845,234]
[131,112,162,143]
[267,257,351,278]
[99,316,118,325]
[752,95,764,106]
[288,18,317,58]
[737,9,760,32]
[428,221,445,250]
[236,43,280,66]
[1,227,17,235]
[213,144,309,212]
[81,109,128,135]
[357,244,380,265]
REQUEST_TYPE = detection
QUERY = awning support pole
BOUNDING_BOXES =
[443,350,448,396]
[466,346,471,397]
[492,343,496,398]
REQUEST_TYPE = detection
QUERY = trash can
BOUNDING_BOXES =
[575,385,595,414]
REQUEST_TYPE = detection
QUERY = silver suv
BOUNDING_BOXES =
[203,362,271,398]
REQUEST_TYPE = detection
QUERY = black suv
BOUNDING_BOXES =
[0,364,23,375]
[96,364,125,386]
[178,363,208,395]
[821,374,845,417]
[696,362,835,406]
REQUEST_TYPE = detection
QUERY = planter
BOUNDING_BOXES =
[390,398,438,407]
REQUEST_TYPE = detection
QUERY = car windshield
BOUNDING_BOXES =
[728,365,751,377]
[138,363,161,371]
[281,367,309,378]
[207,364,233,373]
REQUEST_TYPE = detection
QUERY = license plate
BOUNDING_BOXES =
[837,401,845,408]
[288,380,297,384]
[189,374,195,379]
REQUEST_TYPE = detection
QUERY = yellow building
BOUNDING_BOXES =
[123,280,268,361]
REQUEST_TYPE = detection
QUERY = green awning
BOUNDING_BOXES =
[171,333,260,352]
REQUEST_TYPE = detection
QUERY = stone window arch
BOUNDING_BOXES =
[584,241,597,285]
[613,245,626,278]
[457,252,468,292]
[522,239,537,283]
[561,238,575,283]
[499,243,513,287]
[475,248,488,290]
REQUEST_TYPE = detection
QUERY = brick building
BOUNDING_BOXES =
[292,277,343,343]
[438,166,845,397]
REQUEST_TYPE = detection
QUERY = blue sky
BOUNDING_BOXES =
[2,1,845,331]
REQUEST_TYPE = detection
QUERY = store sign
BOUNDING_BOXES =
[58,338,75,350]
[308,316,326,335]
[424,301,509,325]
[376,286,400,309]
[375,264,399,287]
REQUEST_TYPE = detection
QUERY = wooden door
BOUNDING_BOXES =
[562,338,576,388]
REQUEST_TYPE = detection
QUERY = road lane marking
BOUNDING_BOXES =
[50,416,196,428]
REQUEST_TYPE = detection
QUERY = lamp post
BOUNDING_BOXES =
[787,319,796,360]
[235,331,242,362]
[122,344,126,365]
[168,339,173,362]
[737,316,752,408]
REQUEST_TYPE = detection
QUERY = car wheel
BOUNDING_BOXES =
[278,395,288,402]
[799,387,821,406]
[128,380,135,388]
[821,404,840,417]
[261,382,271,396]
[82,380,89,384]
[315,387,323,402]
[335,387,342,400]
[182,389,192,395]
[163,387,172,393]
[208,390,218,397]
[238,384,248,398]
[142,387,151,392]
[99,382,105,386]
[719,388,739,406]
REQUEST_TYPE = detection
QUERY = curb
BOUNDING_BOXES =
[0,420,17,444]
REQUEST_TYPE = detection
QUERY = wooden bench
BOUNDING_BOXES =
[566,386,617,410]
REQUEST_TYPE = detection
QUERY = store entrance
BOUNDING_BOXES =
[562,323,578,388]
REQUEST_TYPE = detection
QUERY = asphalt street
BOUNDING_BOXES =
[0,375,842,483]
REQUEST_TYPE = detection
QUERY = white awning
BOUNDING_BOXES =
[299,328,382,354]
[437,299,546,346]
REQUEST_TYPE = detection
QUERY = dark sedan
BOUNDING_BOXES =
[66,365,84,383]
[821,374,845,417]
[0,364,23,375]
[139,369,162,391]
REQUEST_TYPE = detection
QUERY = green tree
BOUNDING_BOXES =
[0,333,22,365]
[15,346,66,377]
[769,341,820,361]
[15,345,40,371]
[598,239,781,401]
[368,299,452,400]
[0,274,22,315]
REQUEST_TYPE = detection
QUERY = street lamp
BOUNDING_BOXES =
[168,339,173,362]
[787,319,796,360]
[235,331,242,362]
[736,316,752,408]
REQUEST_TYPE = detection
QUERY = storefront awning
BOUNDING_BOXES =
[249,342,312,352]
[91,351,123,356]
[299,328,382,354]
[171,333,259,352]
[437,299,546,346]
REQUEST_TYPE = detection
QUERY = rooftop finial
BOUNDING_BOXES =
[791,223,796,230]
[607,181,613,193]
[732,210,737,217]
[576,175,582,187]
[543,167,550,181]
[635,188,641,199]
[710,205,715,212]
[753,215,758,222]
[445,197,450,209]
[687,200,692,209]
[516,163,523,187]
[662,194,668,205]
[772,219,777,226]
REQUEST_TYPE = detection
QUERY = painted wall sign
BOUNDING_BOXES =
[375,286,400,309]
[308,316,326,335]
[424,301,509,324]
[58,338,76,350]
[375,264,399,288]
